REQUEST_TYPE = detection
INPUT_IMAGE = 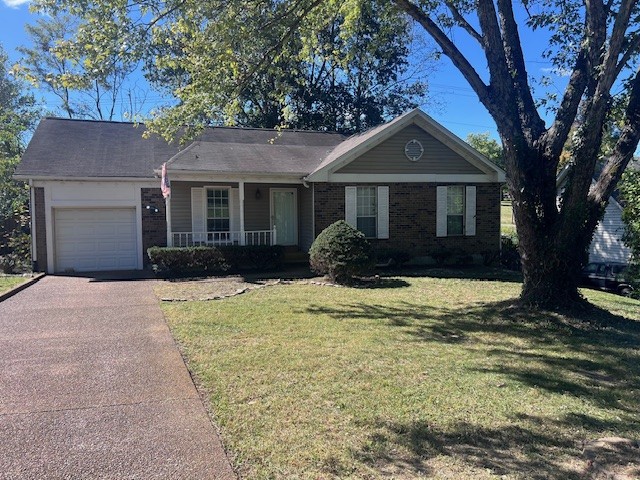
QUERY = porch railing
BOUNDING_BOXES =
[171,229,276,247]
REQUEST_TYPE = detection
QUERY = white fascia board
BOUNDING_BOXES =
[328,173,503,183]
[16,174,158,184]
[166,171,304,184]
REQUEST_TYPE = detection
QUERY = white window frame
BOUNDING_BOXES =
[345,186,389,239]
[356,186,377,238]
[205,186,231,232]
[436,185,476,237]
[446,185,465,236]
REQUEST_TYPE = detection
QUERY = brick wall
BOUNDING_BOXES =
[141,188,167,265]
[33,187,47,272]
[314,183,501,256]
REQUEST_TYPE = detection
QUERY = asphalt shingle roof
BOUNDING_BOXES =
[166,128,347,175]
[16,117,347,179]
[16,118,180,178]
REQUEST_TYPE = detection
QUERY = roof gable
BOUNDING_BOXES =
[335,124,484,175]
[306,109,505,182]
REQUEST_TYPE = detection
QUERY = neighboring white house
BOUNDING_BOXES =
[557,166,632,264]
[588,197,631,263]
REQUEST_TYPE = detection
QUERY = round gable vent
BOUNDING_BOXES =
[405,139,424,162]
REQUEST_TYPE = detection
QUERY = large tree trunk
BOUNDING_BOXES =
[504,143,600,308]
[516,216,593,307]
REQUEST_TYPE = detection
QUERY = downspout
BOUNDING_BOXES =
[29,179,37,272]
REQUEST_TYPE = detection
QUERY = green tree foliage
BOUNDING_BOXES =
[15,14,147,120]
[618,166,640,293]
[466,132,504,169]
[0,44,39,266]
[29,0,640,308]
[232,2,429,133]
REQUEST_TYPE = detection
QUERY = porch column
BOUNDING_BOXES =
[239,180,245,245]
[165,195,173,247]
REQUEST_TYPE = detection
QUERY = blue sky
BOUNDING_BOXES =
[1,0,565,141]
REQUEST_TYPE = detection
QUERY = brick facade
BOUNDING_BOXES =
[313,182,501,257]
[33,187,48,272]
[141,188,167,265]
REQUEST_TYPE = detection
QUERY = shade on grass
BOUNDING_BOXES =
[161,276,640,479]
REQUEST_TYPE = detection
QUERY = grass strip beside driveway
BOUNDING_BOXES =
[0,276,30,295]
[160,276,640,479]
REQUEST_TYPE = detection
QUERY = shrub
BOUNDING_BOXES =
[309,220,373,283]
[373,247,413,267]
[500,233,521,270]
[147,246,229,277]
[431,249,453,265]
[0,254,17,274]
[148,245,286,277]
[218,245,285,271]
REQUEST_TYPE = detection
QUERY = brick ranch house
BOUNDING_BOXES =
[15,108,505,273]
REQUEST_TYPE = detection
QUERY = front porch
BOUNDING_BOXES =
[165,180,314,251]
[171,229,276,247]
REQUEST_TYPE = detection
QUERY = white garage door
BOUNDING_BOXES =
[55,208,138,272]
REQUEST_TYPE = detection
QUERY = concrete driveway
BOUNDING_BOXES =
[0,275,235,479]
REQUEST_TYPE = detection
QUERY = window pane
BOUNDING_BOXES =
[206,188,230,232]
[447,186,464,215]
[207,218,230,232]
[356,186,377,236]
[447,215,464,235]
[357,217,377,238]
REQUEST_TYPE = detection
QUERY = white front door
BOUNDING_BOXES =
[270,188,297,246]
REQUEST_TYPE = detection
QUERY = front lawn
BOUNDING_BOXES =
[160,275,640,479]
[0,276,28,295]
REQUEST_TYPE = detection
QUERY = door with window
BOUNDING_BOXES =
[271,188,297,245]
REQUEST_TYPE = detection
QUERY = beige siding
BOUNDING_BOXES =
[244,183,271,231]
[170,181,236,232]
[299,185,314,251]
[336,124,483,175]
[171,181,306,247]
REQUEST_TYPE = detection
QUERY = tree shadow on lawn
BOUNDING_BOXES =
[307,300,640,477]
[351,418,583,479]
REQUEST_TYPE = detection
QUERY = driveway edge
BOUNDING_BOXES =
[0,273,46,303]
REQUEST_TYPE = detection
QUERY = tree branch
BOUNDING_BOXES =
[392,0,492,112]
[591,66,640,206]
[615,31,640,78]
[596,0,636,94]
[541,49,589,160]
[496,0,545,138]
[445,2,483,45]
[476,0,515,105]
[236,0,326,93]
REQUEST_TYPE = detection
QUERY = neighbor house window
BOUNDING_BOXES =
[446,185,464,235]
[357,186,377,238]
[206,188,230,231]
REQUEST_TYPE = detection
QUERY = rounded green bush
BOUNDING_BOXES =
[309,220,373,283]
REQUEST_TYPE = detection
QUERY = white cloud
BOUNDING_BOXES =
[2,0,30,7]
[541,67,572,77]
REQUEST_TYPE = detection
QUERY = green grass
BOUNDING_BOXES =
[161,276,640,479]
[0,276,28,294]
[501,201,515,235]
